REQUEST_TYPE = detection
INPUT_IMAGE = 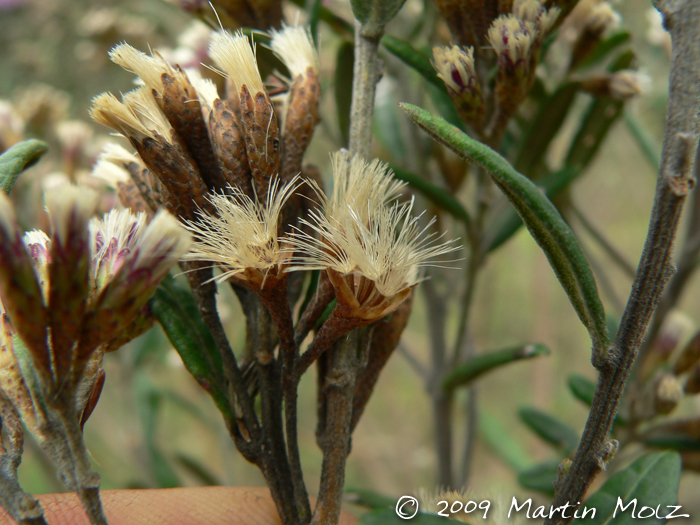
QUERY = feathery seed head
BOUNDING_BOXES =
[269,25,319,79]
[89,92,154,142]
[432,45,478,94]
[209,30,265,95]
[488,15,535,64]
[183,176,302,286]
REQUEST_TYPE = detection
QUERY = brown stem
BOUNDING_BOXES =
[260,285,311,524]
[545,2,700,521]
[311,330,362,525]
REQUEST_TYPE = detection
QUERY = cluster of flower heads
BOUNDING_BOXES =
[0,187,190,434]
[184,152,459,319]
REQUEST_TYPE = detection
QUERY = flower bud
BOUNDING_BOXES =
[432,45,485,128]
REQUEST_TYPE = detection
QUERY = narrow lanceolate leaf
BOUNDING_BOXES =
[519,407,579,453]
[149,276,232,419]
[486,167,580,252]
[401,102,610,360]
[390,165,471,227]
[573,452,681,525]
[381,35,444,90]
[443,343,549,391]
[0,139,48,194]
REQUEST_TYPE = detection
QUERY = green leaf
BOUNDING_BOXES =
[335,41,354,147]
[624,112,661,171]
[345,487,396,509]
[390,164,471,227]
[573,32,631,71]
[514,83,579,176]
[479,412,533,473]
[519,407,579,453]
[485,166,581,252]
[443,343,550,391]
[517,460,560,495]
[306,0,323,45]
[568,374,597,406]
[351,0,407,37]
[381,35,444,90]
[574,452,681,525]
[359,508,463,524]
[149,276,232,419]
[401,102,610,358]
[0,139,48,194]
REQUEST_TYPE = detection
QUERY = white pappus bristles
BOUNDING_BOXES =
[187,69,220,111]
[45,185,99,244]
[89,92,154,142]
[182,176,302,283]
[122,87,173,143]
[268,24,319,79]
[209,30,265,95]
[109,43,187,95]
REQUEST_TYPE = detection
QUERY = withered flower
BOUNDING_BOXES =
[182,176,303,290]
[291,153,459,322]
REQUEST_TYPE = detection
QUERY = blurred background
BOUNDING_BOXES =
[1,0,697,521]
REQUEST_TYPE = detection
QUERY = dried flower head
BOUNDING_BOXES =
[290,154,459,318]
[268,24,319,78]
[182,176,302,287]
[89,92,157,143]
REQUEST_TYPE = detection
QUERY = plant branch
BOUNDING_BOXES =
[349,21,382,159]
[545,2,700,520]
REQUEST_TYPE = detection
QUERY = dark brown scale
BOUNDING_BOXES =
[158,71,228,192]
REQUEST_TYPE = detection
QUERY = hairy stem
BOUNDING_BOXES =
[545,2,700,521]
[311,330,361,525]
